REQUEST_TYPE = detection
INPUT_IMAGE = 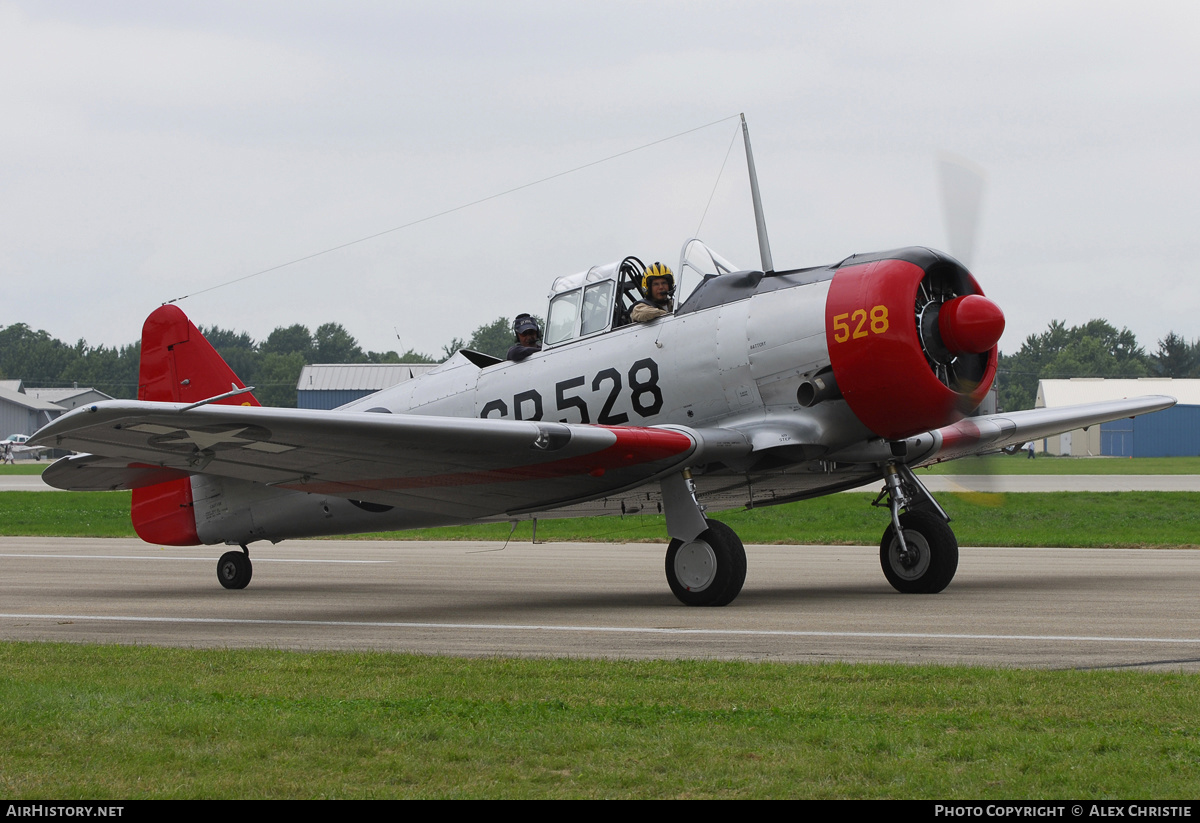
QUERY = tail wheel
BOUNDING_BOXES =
[665,519,747,607]
[217,550,253,590]
[880,510,958,594]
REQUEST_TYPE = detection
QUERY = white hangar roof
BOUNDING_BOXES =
[0,385,66,412]
[297,364,439,392]
[1037,378,1200,408]
[23,387,112,408]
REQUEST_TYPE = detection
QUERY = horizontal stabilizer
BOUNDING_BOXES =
[41,453,193,492]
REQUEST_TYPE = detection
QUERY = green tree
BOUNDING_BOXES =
[997,319,1150,411]
[1151,332,1199,378]
[467,316,516,359]
[61,342,140,399]
[0,324,79,388]
[255,352,307,408]
[199,326,258,385]
[394,349,438,364]
[463,315,545,360]
[261,324,314,359]
[440,337,467,361]
[313,323,366,364]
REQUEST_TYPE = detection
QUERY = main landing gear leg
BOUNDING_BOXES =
[872,462,958,594]
[217,544,253,590]
[660,470,747,607]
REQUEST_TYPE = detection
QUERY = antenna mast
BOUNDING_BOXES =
[741,113,774,273]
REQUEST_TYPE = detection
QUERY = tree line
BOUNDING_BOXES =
[1,315,1195,411]
[0,316,519,408]
[997,321,1200,411]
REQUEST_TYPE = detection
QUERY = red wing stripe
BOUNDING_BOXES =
[936,419,983,451]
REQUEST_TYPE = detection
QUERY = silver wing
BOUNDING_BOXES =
[544,395,1179,516]
[33,395,1174,524]
[32,400,750,520]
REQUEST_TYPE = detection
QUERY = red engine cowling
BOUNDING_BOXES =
[824,248,1004,441]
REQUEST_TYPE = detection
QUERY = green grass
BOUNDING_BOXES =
[0,463,49,475]
[923,454,1200,475]
[0,491,136,537]
[358,491,1200,549]
[3,490,1199,547]
[1,643,1198,799]
[4,455,1198,478]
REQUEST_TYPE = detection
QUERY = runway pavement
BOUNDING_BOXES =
[0,475,53,491]
[3,536,1199,671]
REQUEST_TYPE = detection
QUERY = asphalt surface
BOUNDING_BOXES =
[3,536,1199,671]
[0,475,52,491]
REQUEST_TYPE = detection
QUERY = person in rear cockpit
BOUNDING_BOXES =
[506,313,542,362]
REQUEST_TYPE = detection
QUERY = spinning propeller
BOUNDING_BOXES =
[921,153,1004,396]
[934,153,1011,495]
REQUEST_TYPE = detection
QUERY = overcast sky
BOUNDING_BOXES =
[2,1,1197,359]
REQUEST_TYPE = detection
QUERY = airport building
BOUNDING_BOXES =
[296,364,439,410]
[1035,378,1200,457]
[0,383,114,455]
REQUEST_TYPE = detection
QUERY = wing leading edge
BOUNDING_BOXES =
[33,400,751,519]
[923,395,1177,464]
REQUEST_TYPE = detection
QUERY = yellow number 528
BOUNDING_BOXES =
[832,305,889,343]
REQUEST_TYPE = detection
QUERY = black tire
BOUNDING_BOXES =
[879,510,958,594]
[665,519,747,607]
[217,550,253,590]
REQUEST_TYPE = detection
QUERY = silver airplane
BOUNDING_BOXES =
[30,123,1175,606]
[1,433,51,461]
[29,244,1173,605]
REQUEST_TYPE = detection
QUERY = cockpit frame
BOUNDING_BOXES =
[543,256,651,349]
[540,242,743,350]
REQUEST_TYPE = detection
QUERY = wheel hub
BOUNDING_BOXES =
[888,530,931,580]
[673,539,717,592]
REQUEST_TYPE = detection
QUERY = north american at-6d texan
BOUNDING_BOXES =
[31,126,1174,607]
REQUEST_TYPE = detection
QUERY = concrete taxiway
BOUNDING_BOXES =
[0,476,53,491]
[2,536,1198,671]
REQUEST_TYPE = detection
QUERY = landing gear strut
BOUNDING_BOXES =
[217,544,253,590]
[872,462,958,594]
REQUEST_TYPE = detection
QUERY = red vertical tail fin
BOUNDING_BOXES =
[137,304,262,406]
[131,305,261,546]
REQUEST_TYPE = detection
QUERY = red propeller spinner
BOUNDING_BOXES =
[938,294,1005,355]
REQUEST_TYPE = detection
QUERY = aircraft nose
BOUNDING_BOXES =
[937,294,1005,354]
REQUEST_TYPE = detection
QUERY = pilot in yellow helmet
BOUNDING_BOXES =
[631,263,674,323]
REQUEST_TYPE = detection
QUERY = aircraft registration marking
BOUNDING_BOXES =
[481,358,664,423]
